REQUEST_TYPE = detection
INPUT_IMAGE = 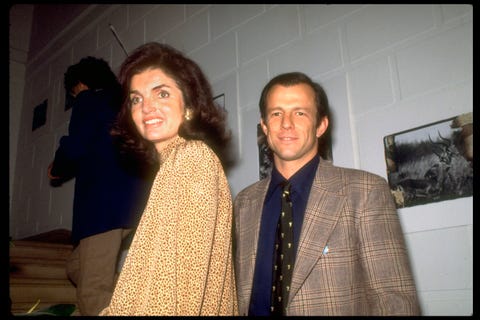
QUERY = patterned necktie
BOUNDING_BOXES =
[271,181,294,315]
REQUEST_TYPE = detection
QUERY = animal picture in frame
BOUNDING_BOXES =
[384,112,472,208]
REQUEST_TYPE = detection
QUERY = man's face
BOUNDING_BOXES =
[261,83,328,170]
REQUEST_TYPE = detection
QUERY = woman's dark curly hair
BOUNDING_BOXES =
[111,42,233,169]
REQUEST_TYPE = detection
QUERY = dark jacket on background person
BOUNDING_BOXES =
[51,88,154,243]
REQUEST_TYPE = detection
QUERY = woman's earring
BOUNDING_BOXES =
[185,108,192,121]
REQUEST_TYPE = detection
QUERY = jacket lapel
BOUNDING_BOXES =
[238,178,270,312]
[289,160,346,303]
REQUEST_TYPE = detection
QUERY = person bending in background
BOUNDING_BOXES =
[48,56,155,315]
[100,42,238,315]
[233,72,420,316]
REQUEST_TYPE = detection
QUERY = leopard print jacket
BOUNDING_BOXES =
[100,136,238,315]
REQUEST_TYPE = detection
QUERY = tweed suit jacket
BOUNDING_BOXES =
[233,158,420,316]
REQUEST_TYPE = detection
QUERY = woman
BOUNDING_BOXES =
[100,42,237,315]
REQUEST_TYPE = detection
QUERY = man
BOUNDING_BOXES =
[48,57,155,315]
[233,72,420,316]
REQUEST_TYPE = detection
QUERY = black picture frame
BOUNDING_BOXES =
[32,99,48,131]
[384,112,473,208]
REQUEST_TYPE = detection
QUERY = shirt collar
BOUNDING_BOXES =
[266,154,320,199]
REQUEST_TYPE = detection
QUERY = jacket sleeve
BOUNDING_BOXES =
[359,175,421,315]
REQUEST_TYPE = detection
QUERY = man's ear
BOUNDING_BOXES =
[260,118,269,136]
[316,116,329,138]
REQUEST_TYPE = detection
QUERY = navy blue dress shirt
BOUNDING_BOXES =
[248,154,320,316]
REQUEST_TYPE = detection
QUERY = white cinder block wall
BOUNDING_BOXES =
[10,4,472,316]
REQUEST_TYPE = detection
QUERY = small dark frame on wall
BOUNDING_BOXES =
[257,124,273,180]
[213,93,225,111]
[384,112,473,208]
[32,99,48,131]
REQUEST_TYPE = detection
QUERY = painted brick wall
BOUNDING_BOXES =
[10,4,472,315]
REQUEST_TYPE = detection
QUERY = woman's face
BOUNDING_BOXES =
[129,68,186,153]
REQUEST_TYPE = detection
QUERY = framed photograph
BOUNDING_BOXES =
[384,112,473,208]
[32,99,48,131]
[258,124,273,180]
[213,93,225,111]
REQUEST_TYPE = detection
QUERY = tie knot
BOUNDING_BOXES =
[281,181,291,196]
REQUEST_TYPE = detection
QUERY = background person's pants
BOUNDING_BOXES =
[66,228,132,316]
